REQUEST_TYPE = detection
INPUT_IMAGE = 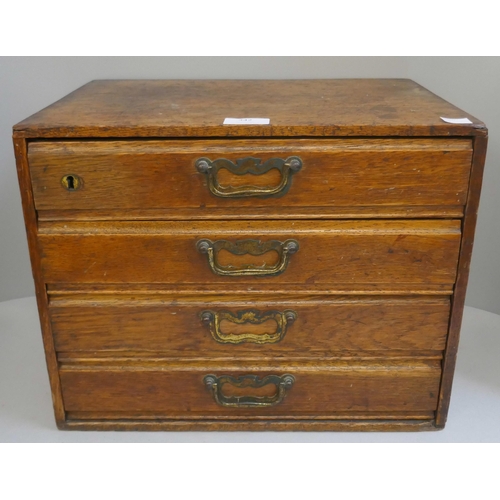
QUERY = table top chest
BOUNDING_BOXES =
[13,79,487,431]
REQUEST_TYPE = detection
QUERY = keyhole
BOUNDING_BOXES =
[61,174,81,191]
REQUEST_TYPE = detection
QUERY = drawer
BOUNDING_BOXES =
[59,359,441,418]
[29,139,472,213]
[50,294,450,355]
[39,220,461,285]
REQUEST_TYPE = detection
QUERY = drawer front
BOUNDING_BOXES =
[50,295,450,354]
[29,139,472,211]
[39,220,461,285]
[59,360,441,417]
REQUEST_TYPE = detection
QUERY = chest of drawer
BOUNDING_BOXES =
[13,79,487,431]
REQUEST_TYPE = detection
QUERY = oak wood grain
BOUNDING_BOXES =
[38,220,461,285]
[59,359,441,415]
[66,410,435,421]
[50,294,450,354]
[28,139,472,211]
[60,419,438,432]
[57,352,443,362]
[436,134,488,427]
[13,79,486,138]
[13,79,487,432]
[48,283,454,295]
[37,205,465,222]
[12,137,66,425]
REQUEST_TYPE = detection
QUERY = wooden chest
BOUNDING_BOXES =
[13,79,487,431]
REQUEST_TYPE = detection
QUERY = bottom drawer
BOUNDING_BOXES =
[60,359,441,419]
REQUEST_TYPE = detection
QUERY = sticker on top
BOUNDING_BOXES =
[223,118,270,125]
[440,117,473,124]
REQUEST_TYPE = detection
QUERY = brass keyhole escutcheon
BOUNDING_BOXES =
[61,174,82,191]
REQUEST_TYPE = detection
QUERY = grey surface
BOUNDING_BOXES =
[0,296,499,442]
[0,57,499,313]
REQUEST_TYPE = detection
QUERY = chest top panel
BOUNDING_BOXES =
[13,79,486,139]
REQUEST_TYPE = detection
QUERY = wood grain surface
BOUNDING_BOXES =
[38,220,461,285]
[12,137,66,426]
[436,134,489,427]
[59,359,441,415]
[37,205,466,222]
[13,79,487,138]
[50,294,450,354]
[60,419,438,432]
[47,282,454,295]
[29,139,472,211]
[12,79,487,431]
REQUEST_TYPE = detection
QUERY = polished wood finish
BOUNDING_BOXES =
[13,79,487,431]
[29,139,472,211]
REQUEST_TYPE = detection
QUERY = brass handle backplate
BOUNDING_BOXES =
[200,309,297,344]
[195,156,302,198]
[196,238,299,277]
[203,374,295,407]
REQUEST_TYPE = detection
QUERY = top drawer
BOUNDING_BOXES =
[28,139,472,213]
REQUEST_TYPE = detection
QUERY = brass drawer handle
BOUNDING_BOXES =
[200,309,297,344]
[196,238,299,277]
[203,374,295,407]
[195,156,302,198]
